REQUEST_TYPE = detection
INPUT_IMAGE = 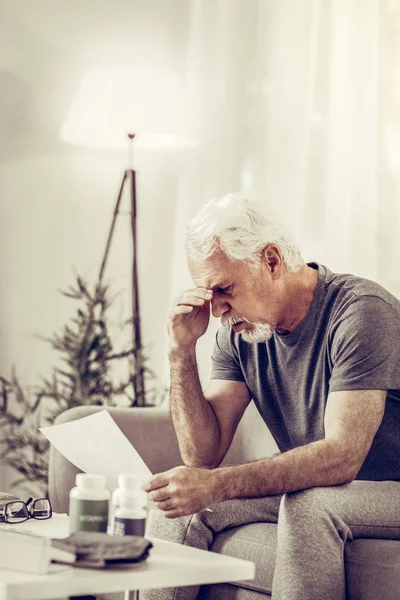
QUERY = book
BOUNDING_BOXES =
[0,529,153,574]
[0,529,76,574]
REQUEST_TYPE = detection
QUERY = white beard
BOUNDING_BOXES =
[222,316,275,343]
[240,322,275,343]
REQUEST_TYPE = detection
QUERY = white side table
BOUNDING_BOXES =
[0,515,255,600]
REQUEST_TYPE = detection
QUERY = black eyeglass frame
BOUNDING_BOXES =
[0,497,52,524]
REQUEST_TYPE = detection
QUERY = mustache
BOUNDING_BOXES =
[221,315,247,327]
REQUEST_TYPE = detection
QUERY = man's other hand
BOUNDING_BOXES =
[168,288,213,350]
[142,465,222,518]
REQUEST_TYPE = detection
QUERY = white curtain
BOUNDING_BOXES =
[165,0,400,460]
[168,0,400,381]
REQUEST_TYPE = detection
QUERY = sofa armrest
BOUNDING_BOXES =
[48,405,182,513]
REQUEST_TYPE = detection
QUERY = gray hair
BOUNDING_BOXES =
[186,193,304,272]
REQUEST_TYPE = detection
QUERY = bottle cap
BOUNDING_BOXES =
[75,473,106,490]
[118,473,139,490]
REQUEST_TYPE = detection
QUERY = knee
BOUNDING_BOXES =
[279,487,335,523]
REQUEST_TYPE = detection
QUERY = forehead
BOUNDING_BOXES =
[187,251,241,288]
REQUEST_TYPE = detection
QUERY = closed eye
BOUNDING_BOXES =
[215,285,233,294]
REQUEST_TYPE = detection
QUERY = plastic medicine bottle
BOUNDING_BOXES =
[69,473,110,534]
[108,473,142,534]
[114,488,147,537]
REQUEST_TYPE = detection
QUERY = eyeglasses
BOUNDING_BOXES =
[0,497,52,524]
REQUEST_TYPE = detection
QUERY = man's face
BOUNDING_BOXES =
[187,249,280,343]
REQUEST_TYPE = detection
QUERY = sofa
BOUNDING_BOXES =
[48,405,400,600]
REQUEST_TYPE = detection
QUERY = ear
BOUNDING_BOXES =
[261,245,282,279]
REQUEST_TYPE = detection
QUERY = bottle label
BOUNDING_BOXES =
[114,517,146,537]
[69,498,109,533]
[107,504,116,535]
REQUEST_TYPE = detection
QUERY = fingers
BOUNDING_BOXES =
[154,499,175,511]
[174,288,213,308]
[147,488,171,503]
[143,472,170,492]
[152,498,186,518]
[170,305,194,318]
[146,484,179,515]
[168,289,213,325]
[144,467,213,519]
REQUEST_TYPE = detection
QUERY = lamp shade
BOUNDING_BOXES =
[59,67,199,150]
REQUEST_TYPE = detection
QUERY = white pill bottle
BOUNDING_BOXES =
[69,473,110,534]
[108,473,142,534]
[114,488,147,537]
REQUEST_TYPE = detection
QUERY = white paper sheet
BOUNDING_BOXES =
[40,410,152,492]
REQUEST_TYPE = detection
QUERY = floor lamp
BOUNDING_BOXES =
[59,67,198,406]
[98,134,144,405]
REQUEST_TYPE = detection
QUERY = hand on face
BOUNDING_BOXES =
[168,288,213,349]
[142,466,221,518]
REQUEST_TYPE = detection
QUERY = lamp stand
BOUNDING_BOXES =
[98,134,145,406]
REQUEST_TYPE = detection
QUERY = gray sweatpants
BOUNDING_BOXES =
[141,480,400,600]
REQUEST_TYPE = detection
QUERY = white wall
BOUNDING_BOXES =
[0,152,182,385]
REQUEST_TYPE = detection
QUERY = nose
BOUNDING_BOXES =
[211,294,231,318]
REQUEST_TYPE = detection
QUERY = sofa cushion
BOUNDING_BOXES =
[210,523,400,599]
[199,583,269,599]
[345,539,400,600]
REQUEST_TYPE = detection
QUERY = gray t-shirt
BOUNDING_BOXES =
[211,263,400,481]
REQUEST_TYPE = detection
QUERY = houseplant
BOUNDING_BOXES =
[0,275,166,494]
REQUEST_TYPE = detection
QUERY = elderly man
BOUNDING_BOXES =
[142,193,400,600]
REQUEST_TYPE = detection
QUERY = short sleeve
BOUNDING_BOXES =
[211,326,245,382]
[328,296,400,392]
